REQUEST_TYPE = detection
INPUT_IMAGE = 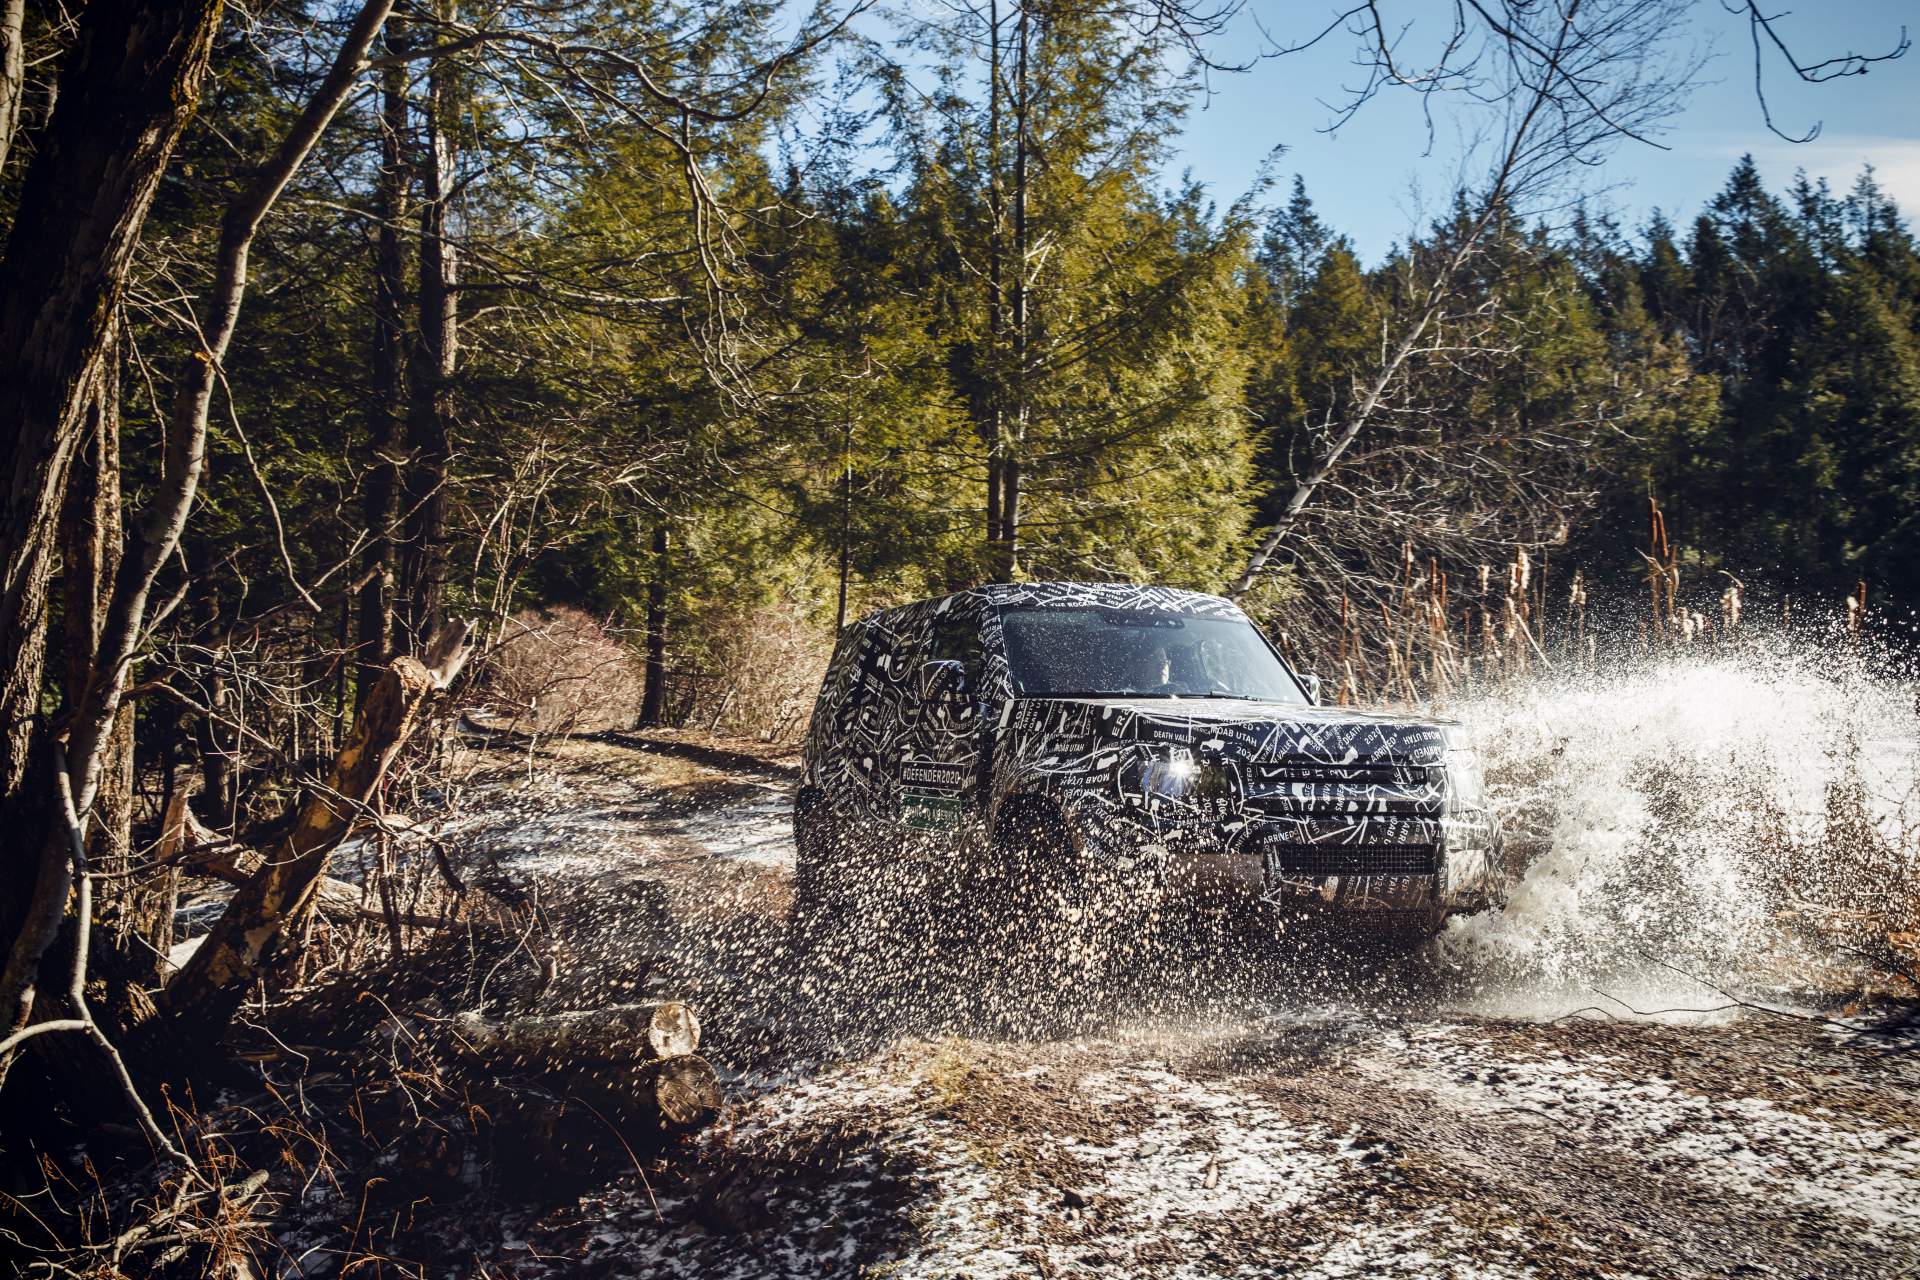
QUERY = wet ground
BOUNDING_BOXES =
[443,732,1920,1279]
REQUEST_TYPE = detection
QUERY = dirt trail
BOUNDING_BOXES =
[448,734,1920,1279]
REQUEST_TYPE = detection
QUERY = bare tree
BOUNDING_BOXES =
[1232,0,1700,599]
[359,18,415,704]
[1233,0,1907,601]
[399,0,462,653]
[166,623,471,1037]
[0,0,225,1044]
[0,0,396,1085]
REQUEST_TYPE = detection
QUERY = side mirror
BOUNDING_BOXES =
[1301,672,1322,705]
[917,659,969,703]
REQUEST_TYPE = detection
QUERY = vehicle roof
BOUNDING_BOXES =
[864,581,1246,626]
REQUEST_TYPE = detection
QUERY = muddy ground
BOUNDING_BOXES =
[433,731,1920,1279]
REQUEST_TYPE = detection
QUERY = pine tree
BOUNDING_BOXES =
[886,0,1261,587]
[1259,175,1332,312]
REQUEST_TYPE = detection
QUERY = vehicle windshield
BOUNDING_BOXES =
[999,606,1306,702]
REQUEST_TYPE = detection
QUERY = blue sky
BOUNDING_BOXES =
[1167,0,1920,260]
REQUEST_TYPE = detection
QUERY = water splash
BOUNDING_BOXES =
[1439,640,1920,1013]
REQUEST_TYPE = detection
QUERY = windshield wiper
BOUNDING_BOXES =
[1029,690,1274,700]
[1027,689,1162,698]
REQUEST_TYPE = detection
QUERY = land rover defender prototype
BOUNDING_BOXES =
[794,582,1504,944]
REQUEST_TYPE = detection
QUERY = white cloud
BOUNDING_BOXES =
[1733,133,1920,212]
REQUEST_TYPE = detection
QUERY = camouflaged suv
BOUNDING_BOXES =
[794,582,1504,942]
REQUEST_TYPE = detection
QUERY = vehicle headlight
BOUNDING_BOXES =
[1445,744,1486,806]
[1126,746,1233,805]
[1141,747,1197,795]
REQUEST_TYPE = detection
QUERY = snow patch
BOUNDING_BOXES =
[661,789,794,868]
[1366,1025,1920,1237]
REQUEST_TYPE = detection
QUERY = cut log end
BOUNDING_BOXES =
[646,1000,700,1058]
[643,1055,723,1129]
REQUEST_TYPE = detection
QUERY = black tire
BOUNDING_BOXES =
[979,803,1163,1022]
[790,791,846,939]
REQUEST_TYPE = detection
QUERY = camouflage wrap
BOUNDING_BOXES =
[799,582,1504,921]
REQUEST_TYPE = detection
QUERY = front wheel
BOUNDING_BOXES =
[973,804,1163,1025]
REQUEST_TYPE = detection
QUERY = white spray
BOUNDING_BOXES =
[1440,641,1919,1015]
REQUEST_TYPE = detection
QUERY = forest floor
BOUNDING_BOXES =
[423,731,1920,1279]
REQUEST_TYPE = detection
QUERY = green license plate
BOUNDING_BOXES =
[901,791,963,831]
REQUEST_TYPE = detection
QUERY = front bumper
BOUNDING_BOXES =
[1147,805,1504,916]
[1159,849,1445,911]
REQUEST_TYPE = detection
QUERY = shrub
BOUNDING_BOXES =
[484,607,645,735]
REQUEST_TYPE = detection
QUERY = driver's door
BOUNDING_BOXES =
[895,612,989,837]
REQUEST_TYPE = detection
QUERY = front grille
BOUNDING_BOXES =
[1255,756,1437,784]
[1266,843,1438,877]
[1242,757,1441,819]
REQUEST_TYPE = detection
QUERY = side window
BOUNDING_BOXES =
[926,614,984,693]
[886,620,923,680]
[827,625,866,704]
[809,623,864,752]
[833,622,892,730]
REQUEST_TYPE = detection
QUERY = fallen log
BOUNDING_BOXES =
[484,1053,724,1178]
[450,1001,700,1064]
[450,1001,720,1160]
[536,1052,722,1135]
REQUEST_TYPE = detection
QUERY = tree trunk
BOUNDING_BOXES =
[401,1,459,652]
[0,0,223,1039]
[359,22,411,705]
[982,0,1005,555]
[640,523,668,727]
[57,325,170,981]
[164,624,471,1039]
[185,539,234,824]
[0,0,23,176]
[995,0,1031,582]
[837,398,852,631]
[59,324,128,850]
